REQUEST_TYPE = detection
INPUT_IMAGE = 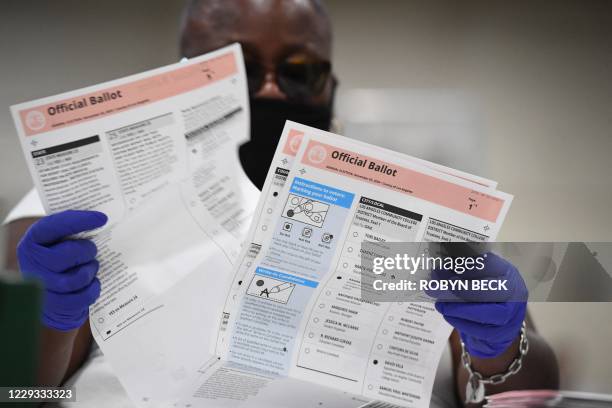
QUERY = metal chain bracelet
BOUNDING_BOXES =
[461,321,529,404]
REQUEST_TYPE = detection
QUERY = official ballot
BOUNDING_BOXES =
[11,43,260,404]
[191,122,512,408]
[11,45,513,408]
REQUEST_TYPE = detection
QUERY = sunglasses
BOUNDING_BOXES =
[245,56,331,101]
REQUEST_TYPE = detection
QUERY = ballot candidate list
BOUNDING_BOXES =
[294,195,456,404]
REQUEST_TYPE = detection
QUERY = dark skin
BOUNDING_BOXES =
[180,0,334,105]
[5,0,559,404]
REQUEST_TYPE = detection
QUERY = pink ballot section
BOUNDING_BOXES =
[282,129,304,156]
[18,51,237,137]
[302,140,505,222]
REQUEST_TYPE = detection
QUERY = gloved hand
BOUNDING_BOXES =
[430,252,528,358]
[17,210,108,331]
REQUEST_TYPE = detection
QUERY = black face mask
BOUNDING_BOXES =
[239,98,333,189]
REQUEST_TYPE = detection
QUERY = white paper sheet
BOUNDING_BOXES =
[11,43,259,405]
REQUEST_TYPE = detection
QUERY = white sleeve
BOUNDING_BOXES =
[3,188,46,225]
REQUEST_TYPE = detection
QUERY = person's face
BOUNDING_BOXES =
[180,0,334,107]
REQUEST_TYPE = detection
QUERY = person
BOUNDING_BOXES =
[181,0,336,189]
[4,0,559,406]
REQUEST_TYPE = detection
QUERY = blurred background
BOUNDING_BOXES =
[1,0,611,393]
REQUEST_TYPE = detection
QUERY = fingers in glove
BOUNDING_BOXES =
[43,260,100,293]
[44,277,102,312]
[39,239,98,273]
[28,210,107,245]
[435,301,516,325]
[441,304,526,343]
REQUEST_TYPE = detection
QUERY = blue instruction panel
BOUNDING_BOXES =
[289,177,354,209]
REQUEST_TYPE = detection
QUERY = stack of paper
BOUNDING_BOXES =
[485,390,612,408]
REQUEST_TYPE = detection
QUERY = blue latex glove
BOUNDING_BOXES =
[17,210,108,331]
[430,252,528,358]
